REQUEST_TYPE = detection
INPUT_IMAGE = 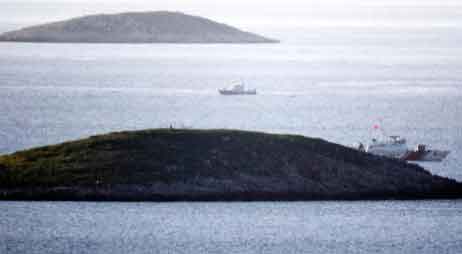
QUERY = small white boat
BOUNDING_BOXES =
[219,81,256,95]
[358,135,450,162]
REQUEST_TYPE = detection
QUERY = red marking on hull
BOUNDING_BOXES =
[401,151,423,161]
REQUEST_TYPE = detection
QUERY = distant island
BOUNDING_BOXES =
[0,11,278,43]
[0,129,461,201]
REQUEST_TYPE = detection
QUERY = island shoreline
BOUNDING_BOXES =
[1,128,461,201]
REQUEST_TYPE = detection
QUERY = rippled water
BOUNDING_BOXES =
[1,201,462,254]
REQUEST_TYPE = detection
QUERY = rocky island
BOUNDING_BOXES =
[0,129,461,201]
[0,11,278,43]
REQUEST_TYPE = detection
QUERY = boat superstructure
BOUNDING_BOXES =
[219,81,256,95]
[364,135,409,159]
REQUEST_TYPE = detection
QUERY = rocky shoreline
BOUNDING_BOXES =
[0,129,461,201]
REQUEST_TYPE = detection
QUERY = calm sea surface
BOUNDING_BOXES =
[1,27,462,253]
[1,201,462,254]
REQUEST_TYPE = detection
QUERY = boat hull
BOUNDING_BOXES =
[366,144,408,159]
[219,90,257,95]
[401,150,450,162]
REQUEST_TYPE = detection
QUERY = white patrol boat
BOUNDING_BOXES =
[357,125,450,162]
[218,81,256,95]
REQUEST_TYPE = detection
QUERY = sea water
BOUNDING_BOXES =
[1,201,462,254]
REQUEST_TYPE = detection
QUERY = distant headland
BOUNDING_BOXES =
[0,129,460,201]
[0,11,278,44]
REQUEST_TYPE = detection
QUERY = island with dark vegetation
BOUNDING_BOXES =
[0,129,461,201]
[0,11,278,43]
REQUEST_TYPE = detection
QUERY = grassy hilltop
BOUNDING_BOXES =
[0,129,460,201]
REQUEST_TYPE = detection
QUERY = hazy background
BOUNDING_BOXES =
[2,0,462,41]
